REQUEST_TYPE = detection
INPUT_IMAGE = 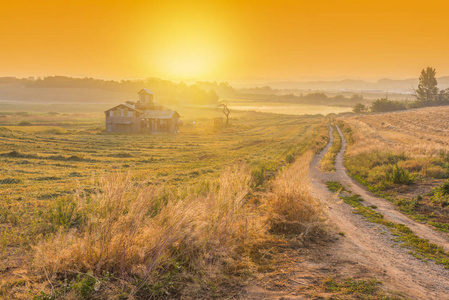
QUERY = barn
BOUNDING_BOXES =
[105,89,181,133]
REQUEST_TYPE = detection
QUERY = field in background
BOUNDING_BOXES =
[341,107,449,232]
[228,99,352,115]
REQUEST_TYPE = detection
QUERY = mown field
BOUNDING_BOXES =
[341,107,449,232]
[0,106,328,298]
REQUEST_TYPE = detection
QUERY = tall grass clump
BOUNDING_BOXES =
[266,151,326,238]
[33,165,265,298]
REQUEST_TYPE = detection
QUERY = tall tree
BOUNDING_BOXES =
[415,67,439,106]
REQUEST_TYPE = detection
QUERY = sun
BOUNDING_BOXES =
[159,48,213,79]
[142,7,230,81]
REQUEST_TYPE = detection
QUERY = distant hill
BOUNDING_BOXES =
[264,77,449,93]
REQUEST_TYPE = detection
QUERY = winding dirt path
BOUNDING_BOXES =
[308,125,449,299]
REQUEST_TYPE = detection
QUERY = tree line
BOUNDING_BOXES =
[353,67,449,113]
[0,76,219,105]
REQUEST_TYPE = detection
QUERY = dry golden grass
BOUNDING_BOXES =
[343,107,449,157]
[33,165,262,297]
[267,151,326,237]
[31,151,325,298]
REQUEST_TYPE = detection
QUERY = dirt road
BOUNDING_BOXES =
[308,125,449,299]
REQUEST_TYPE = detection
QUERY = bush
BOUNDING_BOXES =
[352,103,367,114]
[431,181,449,207]
[383,164,416,186]
[18,121,32,126]
[370,98,406,113]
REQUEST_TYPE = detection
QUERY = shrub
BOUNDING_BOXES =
[440,150,449,163]
[352,103,367,114]
[431,181,449,207]
[370,98,406,113]
[383,164,416,186]
[18,121,32,126]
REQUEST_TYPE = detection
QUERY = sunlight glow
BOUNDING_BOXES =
[156,45,217,79]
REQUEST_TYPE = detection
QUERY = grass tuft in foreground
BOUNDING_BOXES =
[267,151,326,237]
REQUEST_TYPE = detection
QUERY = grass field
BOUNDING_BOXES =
[341,107,449,233]
[0,106,328,298]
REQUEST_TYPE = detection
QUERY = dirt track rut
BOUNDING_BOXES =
[309,125,449,299]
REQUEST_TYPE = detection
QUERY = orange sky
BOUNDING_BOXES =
[1,0,449,82]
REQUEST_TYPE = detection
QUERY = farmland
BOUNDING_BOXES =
[341,107,449,232]
[0,106,327,298]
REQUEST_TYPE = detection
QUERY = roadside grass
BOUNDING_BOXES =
[0,108,329,298]
[267,151,326,237]
[320,124,342,172]
[326,181,449,269]
[321,277,403,299]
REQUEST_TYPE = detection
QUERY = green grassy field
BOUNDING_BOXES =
[0,106,327,298]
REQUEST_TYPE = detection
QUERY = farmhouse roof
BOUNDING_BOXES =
[104,103,143,113]
[140,110,180,120]
[139,88,154,95]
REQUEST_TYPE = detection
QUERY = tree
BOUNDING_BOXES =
[415,67,439,107]
[353,103,367,114]
[218,102,230,125]
[437,88,449,105]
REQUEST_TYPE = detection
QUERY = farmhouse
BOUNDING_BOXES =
[105,89,181,133]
